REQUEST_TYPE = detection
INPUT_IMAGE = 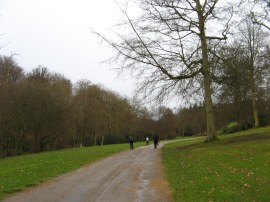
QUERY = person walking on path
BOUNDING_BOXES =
[153,133,159,149]
[129,136,134,150]
[146,136,149,145]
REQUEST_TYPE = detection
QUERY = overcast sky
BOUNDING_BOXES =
[0,0,135,98]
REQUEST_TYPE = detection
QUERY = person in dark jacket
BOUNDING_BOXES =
[153,133,159,149]
[129,136,134,150]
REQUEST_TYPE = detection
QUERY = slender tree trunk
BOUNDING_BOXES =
[182,121,185,136]
[94,132,97,146]
[250,52,259,127]
[101,133,105,146]
[251,76,259,127]
[235,89,241,130]
[196,0,217,142]
[0,132,7,157]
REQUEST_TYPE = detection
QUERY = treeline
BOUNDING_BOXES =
[0,56,181,157]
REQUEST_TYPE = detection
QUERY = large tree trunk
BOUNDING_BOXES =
[203,72,217,142]
[196,0,217,142]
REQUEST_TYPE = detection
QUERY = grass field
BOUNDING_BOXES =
[2,127,270,201]
[162,126,270,202]
[0,141,146,200]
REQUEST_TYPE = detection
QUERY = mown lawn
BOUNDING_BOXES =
[0,141,145,200]
[162,126,270,202]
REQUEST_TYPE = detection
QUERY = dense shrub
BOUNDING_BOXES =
[240,121,254,131]
[259,114,269,127]
[222,122,239,134]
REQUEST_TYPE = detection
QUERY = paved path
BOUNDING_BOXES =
[3,142,172,202]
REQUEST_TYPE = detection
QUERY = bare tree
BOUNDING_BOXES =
[0,55,24,85]
[95,0,234,141]
[156,106,177,139]
[24,67,73,152]
[213,43,252,128]
[237,16,268,127]
[0,56,25,156]
[248,0,270,31]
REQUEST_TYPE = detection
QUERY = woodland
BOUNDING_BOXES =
[1,0,270,157]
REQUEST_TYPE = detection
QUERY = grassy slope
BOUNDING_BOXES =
[0,141,146,200]
[162,126,270,202]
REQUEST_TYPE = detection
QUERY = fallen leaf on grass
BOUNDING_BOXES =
[247,172,255,177]
[244,183,250,189]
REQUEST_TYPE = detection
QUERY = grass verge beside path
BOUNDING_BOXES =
[162,126,270,202]
[0,141,145,200]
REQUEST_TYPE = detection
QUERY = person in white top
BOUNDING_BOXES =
[146,136,149,145]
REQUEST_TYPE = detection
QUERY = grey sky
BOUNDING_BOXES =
[0,0,135,98]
